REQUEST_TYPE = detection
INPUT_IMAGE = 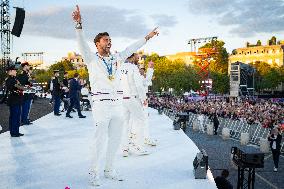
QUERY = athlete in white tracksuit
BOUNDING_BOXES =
[122,62,155,153]
[120,55,149,156]
[140,63,155,145]
[72,5,158,186]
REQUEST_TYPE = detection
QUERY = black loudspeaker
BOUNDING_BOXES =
[11,8,25,37]
[231,147,264,168]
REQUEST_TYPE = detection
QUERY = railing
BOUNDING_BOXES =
[161,107,272,146]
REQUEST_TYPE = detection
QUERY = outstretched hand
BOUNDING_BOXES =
[145,27,159,41]
[72,5,82,24]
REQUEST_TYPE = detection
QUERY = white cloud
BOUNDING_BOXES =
[188,0,284,37]
[22,5,178,41]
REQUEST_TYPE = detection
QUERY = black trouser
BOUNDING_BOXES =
[9,105,21,136]
[66,97,82,116]
[272,149,280,168]
[214,124,219,134]
[62,98,70,111]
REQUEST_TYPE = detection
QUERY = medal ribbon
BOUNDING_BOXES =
[96,52,113,77]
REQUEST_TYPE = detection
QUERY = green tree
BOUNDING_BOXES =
[251,62,282,92]
[146,54,200,95]
[49,60,75,74]
[200,40,229,74]
[256,40,262,46]
[33,69,51,83]
[210,72,229,94]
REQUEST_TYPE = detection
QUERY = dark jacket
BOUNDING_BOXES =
[214,176,233,189]
[68,78,82,99]
[52,77,61,96]
[62,78,69,88]
[17,71,31,100]
[5,76,23,106]
[213,114,219,126]
[268,134,282,151]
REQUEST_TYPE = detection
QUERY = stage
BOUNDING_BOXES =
[0,108,217,189]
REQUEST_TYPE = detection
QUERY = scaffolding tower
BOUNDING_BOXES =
[188,36,218,95]
[0,0,10,84]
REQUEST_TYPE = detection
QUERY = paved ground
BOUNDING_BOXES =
[0,97,53,134]
[185,127,284,189]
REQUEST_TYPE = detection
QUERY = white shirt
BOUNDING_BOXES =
[76,29,146,103]
[143,68,154,94]
[120,63,146,102]
[81,87,89,96]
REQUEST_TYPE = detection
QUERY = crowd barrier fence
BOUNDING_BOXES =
[160,107,283,153]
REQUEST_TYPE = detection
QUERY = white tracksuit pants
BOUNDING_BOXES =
[122,98,146,151]
[91,101,124,172]
[143,105,150,140]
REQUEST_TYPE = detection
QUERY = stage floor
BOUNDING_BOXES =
[0,109,217,189]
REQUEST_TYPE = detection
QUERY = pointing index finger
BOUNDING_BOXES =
[76,5,80,12]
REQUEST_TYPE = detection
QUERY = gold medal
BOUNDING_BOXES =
[108,75,115,81]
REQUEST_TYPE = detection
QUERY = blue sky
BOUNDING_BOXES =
[10,0,284,66]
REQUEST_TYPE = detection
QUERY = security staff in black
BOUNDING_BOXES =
[52,70,62,116]
[5,65,24,137]
[66,73,86,118]
[17,62,33,125]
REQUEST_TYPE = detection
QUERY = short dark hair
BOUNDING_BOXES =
[94,32,109,44]
[126,53,137,62]
[221,169,229,178]
[74,73,79,78]
[128,53,136,59]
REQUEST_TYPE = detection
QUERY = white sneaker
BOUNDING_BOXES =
[133,147,150,156]
[89,170,100,186]
[145,138,157,146]
[274,167,278,172]
[104,170,124,181]
[123,149,129,157]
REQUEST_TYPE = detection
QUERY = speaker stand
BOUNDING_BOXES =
[237,167,256,189]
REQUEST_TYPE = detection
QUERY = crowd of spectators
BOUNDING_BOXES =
[149,95,284,130]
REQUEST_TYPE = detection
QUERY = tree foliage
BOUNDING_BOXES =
[33,60,89,84]
[145,54,200,95]
[201,40,229,74]
[251,62,283,92]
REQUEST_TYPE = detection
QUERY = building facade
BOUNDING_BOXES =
[62,52,85,68]
[229,39,284,67]
[22,52,44,67]
[165,52,197,66]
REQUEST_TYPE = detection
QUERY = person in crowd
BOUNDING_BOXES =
[61,71,70,112]
[65,73,86,118]
[214,169,233,189]
[5,65,24,137]
[52,70,62,116]
[213,111,220,135]
[268,128,282,172]
[17,62,33,125]
[149,96,284,129]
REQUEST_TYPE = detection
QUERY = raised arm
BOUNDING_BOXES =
[133,66,147,102]
[145,60,154,86]
[72,5,93,66]
[119,27,159,62]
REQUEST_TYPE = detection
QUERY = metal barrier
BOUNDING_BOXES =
[161,108,272,146]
